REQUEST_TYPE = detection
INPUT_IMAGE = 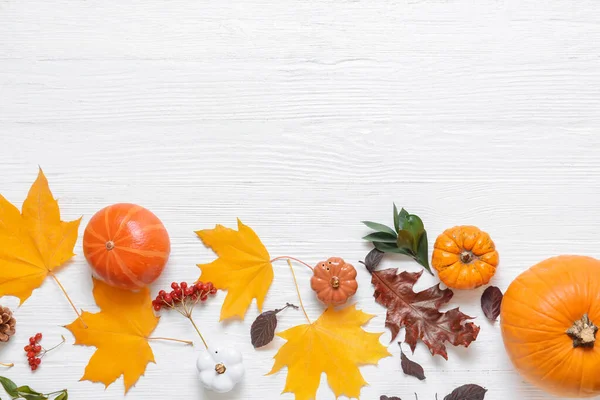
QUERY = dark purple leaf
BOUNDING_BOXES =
[399,344,425,380]
[481,286,503,322]
[360,248,385,272]
[444,384,487,400]
[250,303,297,348]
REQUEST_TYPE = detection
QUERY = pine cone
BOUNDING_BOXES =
[0,306,16,342]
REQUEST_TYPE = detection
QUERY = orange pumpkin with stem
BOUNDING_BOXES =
[501,255,600,398]
[310,257,358,306]
[83,203,170,291]
[431,225,498,290]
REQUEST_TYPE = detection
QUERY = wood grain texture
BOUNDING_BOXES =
[1,0,600,398]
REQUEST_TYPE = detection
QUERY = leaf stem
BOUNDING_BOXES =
[147,337,193,345]
[0,362,13,367]
[286,259,311,324]
[46,390,68,396]
[188,317,209,350]
[49,273,87,328]
[271,256,313,271]
[275,303,299,314]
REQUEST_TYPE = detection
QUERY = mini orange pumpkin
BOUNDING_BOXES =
[83,203,170,291]
[431,225,498,290]
[501,256,600,398]
[310,257,358,306]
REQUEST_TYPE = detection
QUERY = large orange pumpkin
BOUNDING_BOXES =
[83,203,170,291]
[432,225,498,289]
[501,256,600,397]
[310,257,358,306]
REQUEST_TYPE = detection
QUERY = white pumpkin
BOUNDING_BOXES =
[196,345,244,393]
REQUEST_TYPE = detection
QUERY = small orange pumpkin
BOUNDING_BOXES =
[83,203,170,291]
[310,257,358,306]
[431,225,498,290]
[501,256,600,398]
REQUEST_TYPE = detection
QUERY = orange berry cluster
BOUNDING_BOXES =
[152,281,217,311]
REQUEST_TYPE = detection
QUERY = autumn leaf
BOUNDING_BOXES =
[480,286,503,322]
[399,344,425,380]
[444,384,487,400]
[65,278,158,393]
[268,305,390,400]
[371,268,479,359]
[0,169,81,304]
[196,219,273,320]
[250,303,298,348]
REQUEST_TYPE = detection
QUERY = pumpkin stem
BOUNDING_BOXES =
[215,363,226,374]
[330,276,340,289]
[567,314,598,348]
[460,251,473,264]
[105,241,115,250]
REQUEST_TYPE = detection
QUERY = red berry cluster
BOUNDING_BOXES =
[152,281,217,311]
[24,333,43,371]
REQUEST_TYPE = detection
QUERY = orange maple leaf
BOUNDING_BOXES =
[0,169,81,304]
[196,219,273,320]
[65,278,159,393]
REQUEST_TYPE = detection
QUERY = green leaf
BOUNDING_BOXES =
[373,242,413,255]
[362,221,397,236]
[21,395,47,400]
[396,230,414,249]
[0,377,18,397]
[402,214,425,251]
[17,386,42,395]
[415,231,433,275]
[363,232,398,243]
[399,207,409,222]
[54,392,68,400]
[393,203,400,232]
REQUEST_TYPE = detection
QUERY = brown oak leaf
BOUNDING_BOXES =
[371,269,480,359]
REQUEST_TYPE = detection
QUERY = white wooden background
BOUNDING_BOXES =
[1,0,600,398]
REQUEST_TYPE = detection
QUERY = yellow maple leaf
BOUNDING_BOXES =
[0,169,81,304]
[65,278,159,393]
[196,219,273,320]
[268,305,390,400]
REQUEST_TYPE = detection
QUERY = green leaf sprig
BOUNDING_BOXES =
[362,204,432,274]
[0,376,67,400]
